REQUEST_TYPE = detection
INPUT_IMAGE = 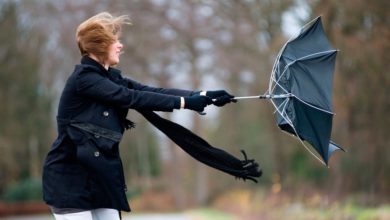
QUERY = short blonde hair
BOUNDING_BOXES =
[76,12,131,62]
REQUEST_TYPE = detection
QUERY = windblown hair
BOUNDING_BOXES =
[76,12,131,63]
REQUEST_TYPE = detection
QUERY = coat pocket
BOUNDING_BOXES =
[67,123,120,152]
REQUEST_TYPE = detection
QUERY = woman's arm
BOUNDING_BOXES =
[76,70,180,111]
[124,77,196,97]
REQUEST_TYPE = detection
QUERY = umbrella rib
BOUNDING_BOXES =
[271,62,290,94]
[269,64,290,96]
[269,62,289,95]
[299,16,322,33]
[274,50,336,89]
[267,16,322,95]
[295,132,327,166]
[270,99,327,166]
[273,97,290,115]
[269,49,337,116]
[269,49,337,96]
[270,99,294,131]
[268,41,288,94]
[267,16,322,94]
[293,50,338,62]
[294,96,334,115]
[272,99,284,114]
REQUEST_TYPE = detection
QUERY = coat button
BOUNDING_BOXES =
[103,111,109,117]
[94,151,100,157]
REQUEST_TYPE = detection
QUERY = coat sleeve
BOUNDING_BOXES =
[75,70,180,112]
[124,77,196,97]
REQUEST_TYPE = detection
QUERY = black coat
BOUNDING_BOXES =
[42,56,193,211]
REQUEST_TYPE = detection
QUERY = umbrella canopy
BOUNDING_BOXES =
[268,16,343,165]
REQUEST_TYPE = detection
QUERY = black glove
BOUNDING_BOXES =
[184,95,212,112]
[205,90,232,99]
[205,90,236,107]
[212,95,234,107]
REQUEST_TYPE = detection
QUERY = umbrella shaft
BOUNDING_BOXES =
[233,94,292,100]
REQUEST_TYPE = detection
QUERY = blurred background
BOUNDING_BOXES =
[0,0,388,219]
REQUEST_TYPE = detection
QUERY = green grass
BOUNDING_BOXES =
[344,204,390,220]
[184,205,390,220]
[210,188,390,220]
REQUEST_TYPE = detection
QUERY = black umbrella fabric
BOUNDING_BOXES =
[269,17,344,165]
[235,17,344,165]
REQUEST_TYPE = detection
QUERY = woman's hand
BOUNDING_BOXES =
[184,95,212,112]
[202,90,237,107]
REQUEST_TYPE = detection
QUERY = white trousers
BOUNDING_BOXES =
[53,208,120,220]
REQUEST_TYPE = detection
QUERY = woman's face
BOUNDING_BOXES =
[106,40,123,67]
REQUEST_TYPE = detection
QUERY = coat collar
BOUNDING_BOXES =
[80,56,122,76]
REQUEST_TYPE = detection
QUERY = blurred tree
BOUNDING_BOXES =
[208,0,294,188]
[2,0,388,207]
[0,2,52,193]
[117,0,296,203]
[311,0,390,200]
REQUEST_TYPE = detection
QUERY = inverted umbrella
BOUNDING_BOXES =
[233,17,344,165]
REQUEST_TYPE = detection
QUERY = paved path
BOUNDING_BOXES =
[1,215,52,220]
[123,213,191,220]
[1,213,192,220]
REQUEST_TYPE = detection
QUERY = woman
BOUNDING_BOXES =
[42,12,235,220]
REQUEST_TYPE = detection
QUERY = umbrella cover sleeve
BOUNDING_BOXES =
[138,110,262,182]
